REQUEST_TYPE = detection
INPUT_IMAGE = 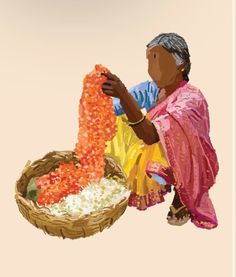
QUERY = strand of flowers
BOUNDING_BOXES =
[36,64,117,206]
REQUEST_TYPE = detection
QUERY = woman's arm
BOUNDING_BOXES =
[113,80,159,116]
[101,72,159,145]
[119,91,159,145]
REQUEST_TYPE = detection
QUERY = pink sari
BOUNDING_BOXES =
[147,81,219,229]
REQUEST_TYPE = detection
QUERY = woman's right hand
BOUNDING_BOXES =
[101,72,128,99]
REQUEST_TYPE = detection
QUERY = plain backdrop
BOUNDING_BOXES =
[0,1,234,277]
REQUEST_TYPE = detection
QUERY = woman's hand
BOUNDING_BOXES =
[101,72,159,145]
[101,72,128,99]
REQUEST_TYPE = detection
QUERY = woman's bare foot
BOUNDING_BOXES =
[167,188,191,226]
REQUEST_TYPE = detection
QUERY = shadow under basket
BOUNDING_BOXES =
[15,150,129,239]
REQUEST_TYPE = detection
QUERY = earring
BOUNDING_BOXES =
[181,68,185,72]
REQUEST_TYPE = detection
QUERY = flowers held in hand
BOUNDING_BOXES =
[36,64,117,206]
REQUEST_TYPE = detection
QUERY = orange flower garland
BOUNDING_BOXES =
[36,64,117,206]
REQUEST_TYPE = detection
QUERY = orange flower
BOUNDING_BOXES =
[36,64,117,206]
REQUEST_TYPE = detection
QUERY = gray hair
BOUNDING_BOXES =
[146,33,191,81]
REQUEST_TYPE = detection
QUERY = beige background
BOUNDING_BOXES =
[0,1,234,276]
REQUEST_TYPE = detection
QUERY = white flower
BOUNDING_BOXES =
[45,177,131,217]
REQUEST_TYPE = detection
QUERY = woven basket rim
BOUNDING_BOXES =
[15,150,130,221]
[15,193,129,221]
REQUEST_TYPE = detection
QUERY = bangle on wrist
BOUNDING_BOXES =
[128,114,146,126]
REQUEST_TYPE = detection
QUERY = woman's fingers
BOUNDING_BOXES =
[102,84,113,90]
[101,81,114,95]
[102,89,114,96]
[103,79,117,86]
[101,72,123,98]
[101,72,120,81]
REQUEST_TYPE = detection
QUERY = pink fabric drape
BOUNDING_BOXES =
[147,81,219,229]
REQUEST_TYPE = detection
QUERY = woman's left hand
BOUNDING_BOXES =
[101,72,159,145]
[101,72,128,99]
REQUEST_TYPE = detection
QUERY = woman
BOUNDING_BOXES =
[102,33,219,229]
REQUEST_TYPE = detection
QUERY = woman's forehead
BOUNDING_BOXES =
[146,45,169,58]
[146,45,163,56]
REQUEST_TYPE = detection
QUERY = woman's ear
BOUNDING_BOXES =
[178,63,186,73]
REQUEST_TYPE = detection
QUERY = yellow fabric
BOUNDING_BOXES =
[104,113,169,196]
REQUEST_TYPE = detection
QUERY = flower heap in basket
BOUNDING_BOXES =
[26,64,131,217]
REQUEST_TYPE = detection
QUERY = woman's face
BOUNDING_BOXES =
[146,45,182,88]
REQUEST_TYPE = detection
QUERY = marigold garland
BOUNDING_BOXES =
[36,64,117,206]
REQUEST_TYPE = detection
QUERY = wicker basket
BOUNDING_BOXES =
[15,150,129,239]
